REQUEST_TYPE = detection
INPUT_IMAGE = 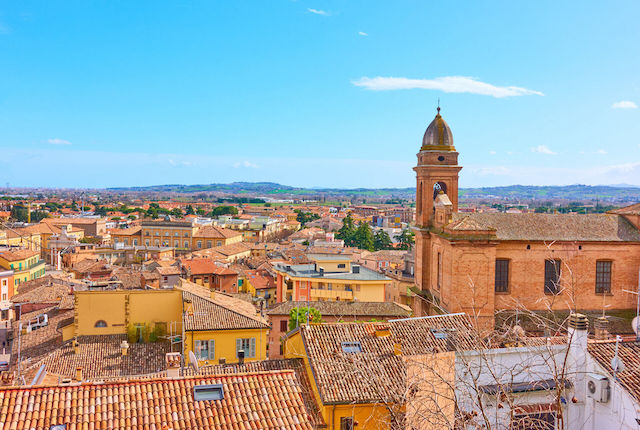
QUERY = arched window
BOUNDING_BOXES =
[94,320,107,328]
[433,181,447,200]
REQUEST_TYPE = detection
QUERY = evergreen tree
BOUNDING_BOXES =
[395,228,415,250]
[373,229,393,250]
[185,205,195,215]
[336,213,356,246]
[354,222,375,251]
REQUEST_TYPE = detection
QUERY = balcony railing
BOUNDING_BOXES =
[310,288,353,300]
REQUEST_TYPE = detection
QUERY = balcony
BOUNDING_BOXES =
[310,288,353,300]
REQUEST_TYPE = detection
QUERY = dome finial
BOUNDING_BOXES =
[437,98,441,116]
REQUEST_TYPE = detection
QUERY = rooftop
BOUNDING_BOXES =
[0,371,316,429]
[447,212,640,242]
[588,340,640,404]
[0,249,39,262]
[274,262,389,282]
[268,301,411,318]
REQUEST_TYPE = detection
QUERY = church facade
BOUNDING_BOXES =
[413,108,640,330]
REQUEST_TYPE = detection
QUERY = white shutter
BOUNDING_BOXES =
[250,338,256,358]
[236,338,242,357]
[208,340,215,360]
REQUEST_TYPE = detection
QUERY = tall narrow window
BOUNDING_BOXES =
[437,252,442,290]
[595,260,612,294]
[495,259,510,293]
[544,259,562,294]
[417,182,423,218]
[340,417,354,430]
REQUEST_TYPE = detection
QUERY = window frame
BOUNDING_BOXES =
[494,259,510,293]
[595,260,612,294]
[340,417,354,430]
[544,259,562,295]
[236,337,256,358]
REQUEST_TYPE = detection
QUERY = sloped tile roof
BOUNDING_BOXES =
[448,212,640,242]
[0,371,315,429]
[193,225,243,239]
[182,290,268,331]
[298,314,479,404]
[588,340,640,403]
[0,249,39,261]
[268,301,411,318]
[31,335,169,381]
[609,203,640,216]
[183,358,325,428]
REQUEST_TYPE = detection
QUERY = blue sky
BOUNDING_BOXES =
[1,1,639,189]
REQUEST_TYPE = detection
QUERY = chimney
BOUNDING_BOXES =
[238,350,245,365]
[594,316,610,341]
[567,313,589,408]
[72,338,79,354]
[374,324,391,338]
[165,352,181,378]
[75,367,83,382]
[219,357,226,365]
[120,340,129,356]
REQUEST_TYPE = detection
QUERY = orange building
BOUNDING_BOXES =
[413,108,640,329]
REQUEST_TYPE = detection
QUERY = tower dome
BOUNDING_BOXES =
[421,107,455,151]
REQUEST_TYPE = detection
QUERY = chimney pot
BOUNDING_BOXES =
[238,350,245,364]
[568,313,589,331]
[393,342,402,356]
[75,367,83,381]
[120,340,129,356]
[594,316,610,340]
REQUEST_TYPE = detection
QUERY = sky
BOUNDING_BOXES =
[1,1,639,189]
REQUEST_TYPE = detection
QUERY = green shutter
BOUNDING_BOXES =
[236,338,242,357]
[250,338,256,358]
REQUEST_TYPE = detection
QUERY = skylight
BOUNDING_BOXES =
[194,384,225,401]
[341,341,363,353]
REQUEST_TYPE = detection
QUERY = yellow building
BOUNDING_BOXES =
[67,279,269,366]
[284,314,475,430]
[0,226,42,253]
[274,254,390,303]
[134,220,243,250]
[0,249,45,290]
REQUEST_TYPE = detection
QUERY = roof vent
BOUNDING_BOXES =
[194,384,224,401]
[568,313,589,331]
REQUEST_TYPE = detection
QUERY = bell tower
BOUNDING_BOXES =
[414,107,461,227]
[413,107,462,315]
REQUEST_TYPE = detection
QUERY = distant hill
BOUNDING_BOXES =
[106,182,640,203]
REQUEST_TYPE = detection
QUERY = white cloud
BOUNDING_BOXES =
[47,138,72,145]
[489,150,497,155]
[307,8,329,16]
[358,31,368,36]
[351,76,543,98]
[596,149,607,155]
[233,160,258,169]
[611,101,638,109]
[531,145,556,155]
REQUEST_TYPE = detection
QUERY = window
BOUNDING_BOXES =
[207,241,212,248]
[340,417,354,430]
[495,259,510,293]
[596,260,612,294]
[544,259,562,294]
[280,320,288,332]
[184,232,189,237]
[197,241,202,249]
[174,232,179,237]
[194,339,215,360]
[437,252,442,290]
[337,263,346,269]
[193,384,224,401]
[165,232,169,236]
[133,239,138,246]
[145,239,150,246]
[154,239,160,246]
[155,231,159,236]
[184,241,189,248]
[341,341,362,353]
[217,241,222,246]
[94,320,107,328]
[236,338,256,358]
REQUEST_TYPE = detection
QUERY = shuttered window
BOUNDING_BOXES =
[595,261,612,294]
[236,338,256,358]
[544,260,561,294]
[495,259,510,293]
[194,340,215,360]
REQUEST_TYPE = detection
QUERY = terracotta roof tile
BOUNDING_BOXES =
[0,249,39,261]
[182,290,268,331]
[588,340,640,403]
[297,314,480,404]
[0,371,315,429]
[447,213,640,242]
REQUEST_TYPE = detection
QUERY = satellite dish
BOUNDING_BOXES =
[188,350,199,372]
[611,356,626,373]
[632,316,639,336]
